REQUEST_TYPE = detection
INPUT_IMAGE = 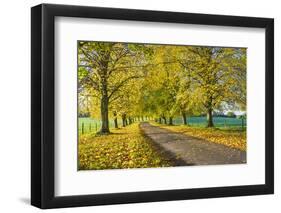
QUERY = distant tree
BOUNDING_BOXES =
[226,111,236,118]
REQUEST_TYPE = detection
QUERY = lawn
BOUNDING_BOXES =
[152,123,246,151]
[78,123,173,170]
[173,116,246,128]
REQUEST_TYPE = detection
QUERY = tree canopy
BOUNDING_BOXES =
[78,41,246,133]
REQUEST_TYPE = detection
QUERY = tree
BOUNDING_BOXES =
[227,111,236,117]
[141,45,182,125]
[226,48,247,110]
[78,42,147,133]
[110,79,142,127]
[179,47,246,127]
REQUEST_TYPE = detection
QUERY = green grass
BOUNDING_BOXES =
[78,117,124,134]
[173,116,246,128]
[78,117,100,134]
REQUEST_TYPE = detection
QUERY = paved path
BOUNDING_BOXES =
[140,122,246,166]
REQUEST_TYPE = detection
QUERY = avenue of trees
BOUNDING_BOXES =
[78,41,246,134]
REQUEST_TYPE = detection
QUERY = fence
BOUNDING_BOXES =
[78,118,124,134]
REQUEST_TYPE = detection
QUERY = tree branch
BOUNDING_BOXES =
[79,76,100,91]
[108,75,143,99]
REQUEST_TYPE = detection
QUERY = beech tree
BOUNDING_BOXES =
[78,42,148,133]
[179,47,246,127]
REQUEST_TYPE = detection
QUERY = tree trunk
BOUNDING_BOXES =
[162,116,167,124]
[99,55,110,134]
[206,107,214,127]
[122,114,126,127]
[113,111,118,129]
[169,117,173,125]
[182,112,187,125]
[159,118,162,124]
[113,118,118,128]
[100,95,110,133]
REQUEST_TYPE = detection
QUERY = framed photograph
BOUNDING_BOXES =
[31,3,274,209]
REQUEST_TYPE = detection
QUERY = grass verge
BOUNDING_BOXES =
[78,123,173,170]
[152,122,246,151]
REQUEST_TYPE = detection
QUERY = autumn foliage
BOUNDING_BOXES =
[79,123,173,170]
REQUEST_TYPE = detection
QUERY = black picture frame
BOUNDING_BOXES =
[31,3,274,209]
